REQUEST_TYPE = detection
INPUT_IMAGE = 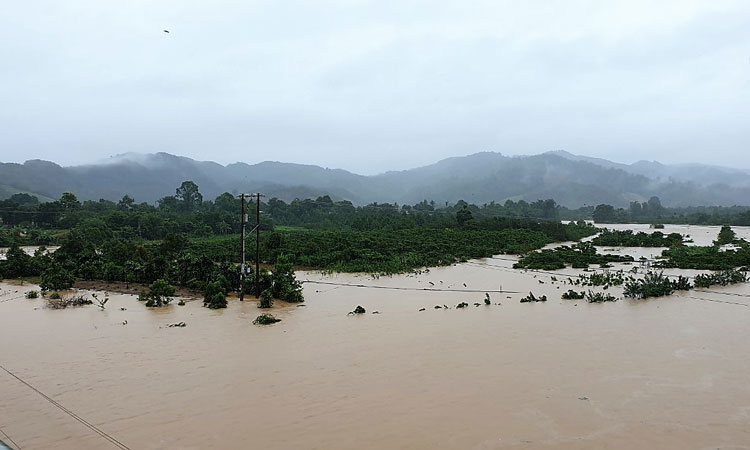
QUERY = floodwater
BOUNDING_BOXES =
[0,246,58,261]
[2,225,750,449]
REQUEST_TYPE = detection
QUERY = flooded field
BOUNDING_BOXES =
[2,225,750,449]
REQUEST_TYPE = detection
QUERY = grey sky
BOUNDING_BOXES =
[1,0,749,174]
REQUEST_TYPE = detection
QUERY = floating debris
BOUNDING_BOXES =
[349,305,366,315]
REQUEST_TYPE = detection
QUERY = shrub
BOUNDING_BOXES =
[694,269,747,288]
[203,280,227,309]
[253,313,280,325]
[259,288,273,308]
[561,290,585,300]
[25,290,39,299]
[140,278,176,307]
[624,271,674,299]
[520,292,547,303]
[271,255,304,302]
[585,291,617,303]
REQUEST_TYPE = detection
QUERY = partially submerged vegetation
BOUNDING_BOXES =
[561,289,585,300]
[514,242,633,270]
[139,279,176,307]
[623,272,692,299]
[693,269,747,288]
[585,291,617,303]
[591,229,684,247]
[520,292,547,303]
[253,314,281,325]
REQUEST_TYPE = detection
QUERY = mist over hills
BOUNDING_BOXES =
[2,151,750,208]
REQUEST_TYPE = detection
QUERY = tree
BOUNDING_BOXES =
[715,225,736,246]
[646,196,664,217]
[592,204,616,223]
[40,266,75,292]
[175,181,202,211]
[9,193,39,206]
[203,279,228,309]
[140,279,176,307]
[117,195,135,211]
[1,245,34,278]
[456,206,474,227]
[59,192,80,210]
[271,255,303,302]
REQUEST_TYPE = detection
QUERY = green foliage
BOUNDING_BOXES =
[520,292,547,303]
[0,245,36,278]
[259,288,273,308]
[715,225,736,246]
[585,291,617,303]
[592,229,683,247]
[25,290,39,299]
[658,244,750,270]
[203,279,228,309]
[693,269,747,288]
[253,313,280,325]
[623,271,679,299]
[272,255,304,302]
[39,266,75,292]
[140,278,175,307]
[561,289,585,300]
[514,242,633,270]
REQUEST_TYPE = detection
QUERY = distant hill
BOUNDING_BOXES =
[2,151,750,208]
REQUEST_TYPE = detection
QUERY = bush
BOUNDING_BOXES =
[623,271,675,299]
[253,313,280,325]
[259,288,273,308]
[694,269,747,288]
[25,290,39,299]
[203,279,227,309]
[520,292,547,303]
[561,289,585,300]
[140,278,176,307]
[585,291,617,303]
[272,255,304,302]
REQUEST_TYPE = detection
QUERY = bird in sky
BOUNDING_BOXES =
[163,29,170,33]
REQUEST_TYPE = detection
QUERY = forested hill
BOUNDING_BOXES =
[2,151,750,207]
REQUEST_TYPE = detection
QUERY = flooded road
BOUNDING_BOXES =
[2,225,750,449]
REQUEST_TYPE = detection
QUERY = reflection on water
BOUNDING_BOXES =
[2,225,750,449]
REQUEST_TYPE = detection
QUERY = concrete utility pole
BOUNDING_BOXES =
[239,193,264,300]
[239,193,247,301]
[255,193,263,298]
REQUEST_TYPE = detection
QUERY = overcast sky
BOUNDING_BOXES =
[1,1,749,174]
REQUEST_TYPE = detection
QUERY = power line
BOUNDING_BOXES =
[0,427,22,450]
[683,295,750,308]
[0,365,132,450]
[301,279,518,294]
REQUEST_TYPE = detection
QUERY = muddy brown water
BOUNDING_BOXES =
[2,225,750,449]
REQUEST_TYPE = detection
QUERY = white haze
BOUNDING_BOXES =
[1,0,749,174]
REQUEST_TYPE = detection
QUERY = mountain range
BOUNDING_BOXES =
[2,150,750,208]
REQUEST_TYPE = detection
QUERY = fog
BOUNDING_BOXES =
[1,1,749,173]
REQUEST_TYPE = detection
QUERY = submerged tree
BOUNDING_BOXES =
[140,278,176,307]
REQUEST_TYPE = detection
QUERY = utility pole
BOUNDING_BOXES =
[255,192,263,298]
[239,193,246,301]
